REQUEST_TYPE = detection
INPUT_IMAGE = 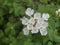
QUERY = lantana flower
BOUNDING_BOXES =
[20,8,50,36]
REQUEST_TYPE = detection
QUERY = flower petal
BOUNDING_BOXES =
[42,13,50,21]
[28,17,35,25]
[23,27,29,35]
[40,28,47,36]
[58,9,60,12]
[34,12,41,19]
[31,27,39,33]
[35,22,41,29]
[27,24,33,30]
[20,17,29,25]
[25,8,34,16]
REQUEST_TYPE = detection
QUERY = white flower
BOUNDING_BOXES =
[40,28,47,36]
[34,12,41,19]
[20,17,29,25]
[31,27,39,33]
[37,18,43,23]
[25,8,34,16]
[42,13,50,21]
[40,21,48,29]
[20,8,50,36]
[58,9,60,12]
[56,11,58,15]
[27,24,33,30]
[35,22,41,29]
[28,17,35,25]
[23,27,29,35]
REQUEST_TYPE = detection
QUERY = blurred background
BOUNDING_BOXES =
[0,0,60,45]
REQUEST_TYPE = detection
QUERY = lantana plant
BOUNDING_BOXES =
[20,8,50,36]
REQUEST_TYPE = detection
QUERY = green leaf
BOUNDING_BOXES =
[3,0,8,5]
[53,30,60,43]
[47,41,53,45]
[1,37,9,44]
[48,28,54,41]
[9,40,18,45]
[24,41,33,45]
[43,36,49,45]
[0,30,4,39]
[0,9,4,17]
[40,0,48,3]
[8,35,16,43]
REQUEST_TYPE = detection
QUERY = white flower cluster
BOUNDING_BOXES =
[20,8,50,36]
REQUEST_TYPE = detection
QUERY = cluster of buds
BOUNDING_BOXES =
[56,9,60,17]
[20,8,50,36]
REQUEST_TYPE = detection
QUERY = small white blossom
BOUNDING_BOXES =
[28,17,35,25]
[27,24,33,30]
[56,9,60,17]
[40,21,48,29]
[35,22,41,29]
[56,11,58,15]
[40,28,47,36]
[23,27,29,35]
[37,18,43,23]
[20,17,28,25]
[42,13,50,21]
[39,22,48,36]
[34,12,41,19]
[58,9,60,12]
[25,8,34,16]
[31,27,39,33]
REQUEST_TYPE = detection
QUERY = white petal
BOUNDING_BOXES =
[58,9,60,12]
[56,11,58,15]
[34,12,41,19]
[23,27,29,35]
[25,8,34,16]
[40,21,48,29]
[28,17,35,25]
[27,24,33,30]
[35,22,41,29]
[20,17,29,25]
[40,28,47,36]
[45,22,48,27]
[42,13,50,21]
[41,22,48,27]
[31,27,39,34]
[37,18,43,23]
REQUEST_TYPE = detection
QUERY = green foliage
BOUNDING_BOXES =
[0,30,4,39]
[47,41,53,45]
[40,0,48,4]
[0,0,60,45]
